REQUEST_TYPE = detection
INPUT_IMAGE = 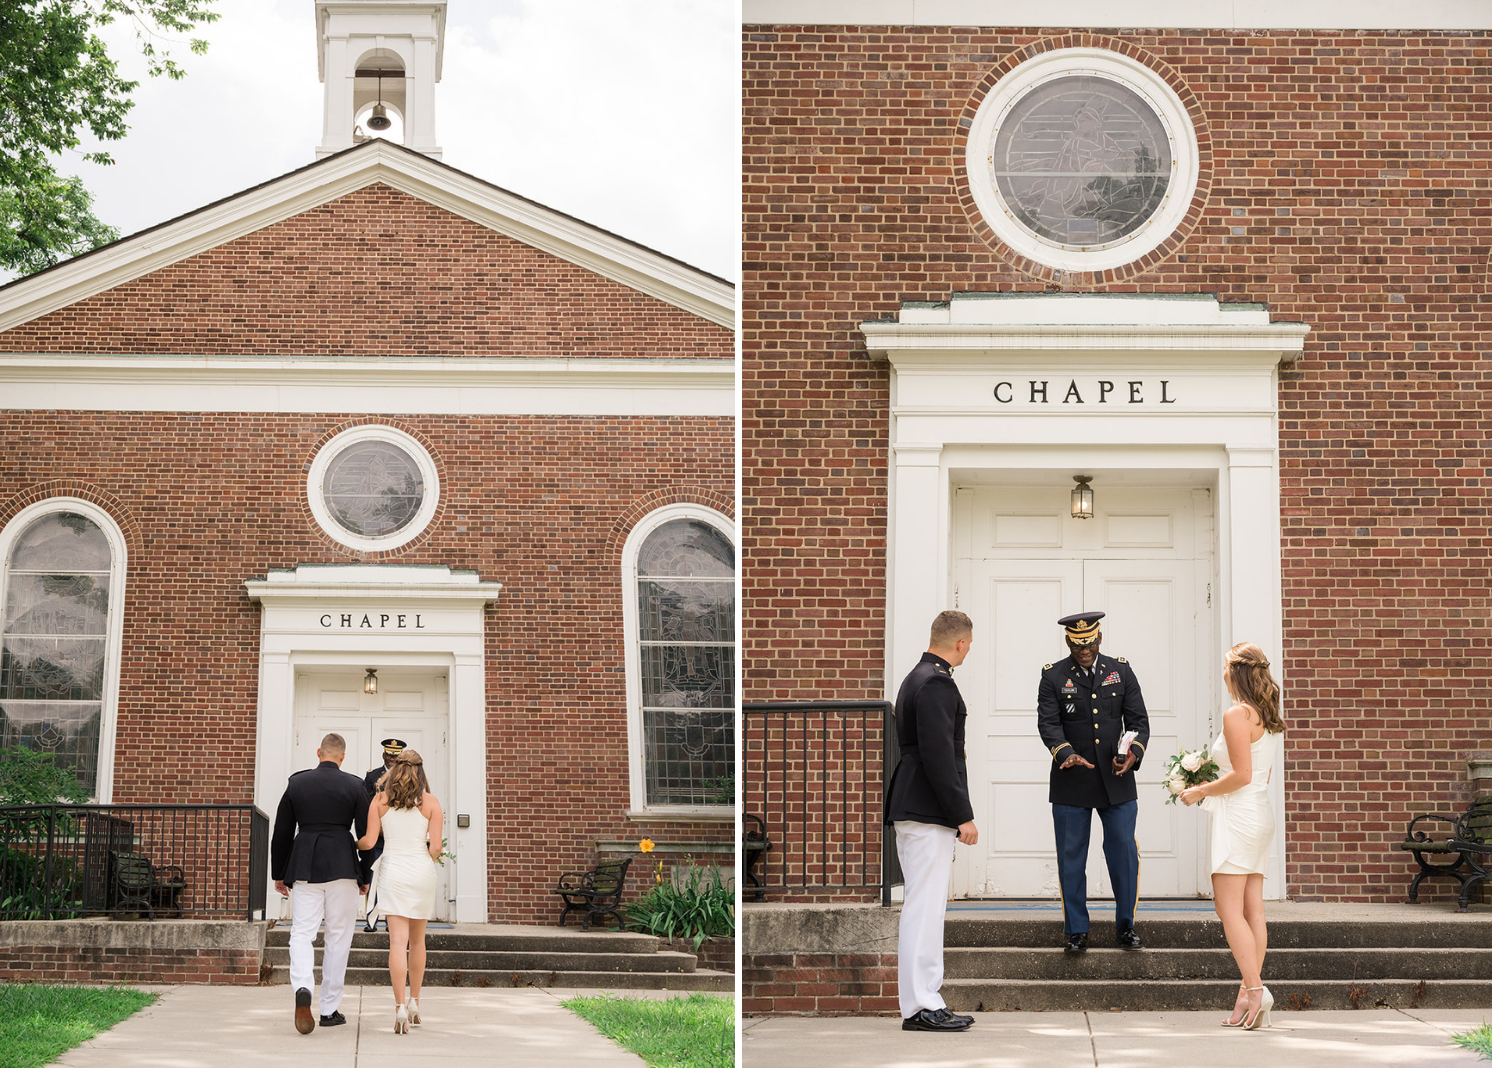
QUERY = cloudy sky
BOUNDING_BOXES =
[62,0,738,280]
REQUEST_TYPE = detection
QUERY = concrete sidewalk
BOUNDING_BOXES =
[742,1009,1492,1067]
[54,984,726,1067]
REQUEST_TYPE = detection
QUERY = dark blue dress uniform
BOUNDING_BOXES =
[1037,640,1150,943]
[271,761,375,887]
[884,652,974,830]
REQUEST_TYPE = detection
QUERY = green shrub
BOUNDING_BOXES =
[0,747,88,806]
[624,861,734,951]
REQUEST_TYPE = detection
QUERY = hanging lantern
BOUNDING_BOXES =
[364,668,379,695]
[1071,475,1095,519]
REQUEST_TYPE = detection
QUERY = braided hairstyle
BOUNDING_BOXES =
[1224,642,1286,734]
[377,750,429,810]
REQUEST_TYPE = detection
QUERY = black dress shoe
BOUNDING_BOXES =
[1116,927,1143,951]
[902,1008,971,1032]
[294,987,314,1034]
[1064,932,1089,954]
[936,1007,975,1024]
[319,1011,347,1027]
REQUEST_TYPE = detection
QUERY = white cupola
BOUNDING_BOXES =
[315,1,446,159]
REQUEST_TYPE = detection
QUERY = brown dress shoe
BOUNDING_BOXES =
[295,987,315,1034]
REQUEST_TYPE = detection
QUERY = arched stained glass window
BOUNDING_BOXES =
[626,509,735,810]
[0,504,125,799]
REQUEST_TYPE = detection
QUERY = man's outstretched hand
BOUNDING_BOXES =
[1059,753,1095,770]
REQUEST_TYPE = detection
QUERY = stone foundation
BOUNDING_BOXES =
[0,918,265,985]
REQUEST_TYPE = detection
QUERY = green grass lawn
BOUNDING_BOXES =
[562,992,732,1068]
[0,985,156,1068]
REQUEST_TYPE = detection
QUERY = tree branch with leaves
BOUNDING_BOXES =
[0,0,218,275]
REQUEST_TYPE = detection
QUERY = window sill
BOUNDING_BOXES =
[625,808,735,823]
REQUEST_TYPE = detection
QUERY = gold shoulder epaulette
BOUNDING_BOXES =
[1116,655,1128,663]
[1043,662,1053,671]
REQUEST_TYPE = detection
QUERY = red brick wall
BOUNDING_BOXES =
[0,184,729,360]
[0,185,734,924]
[0,413,732,922]
[743,26,1490,901]
[0,944,261,985]
[742,951,897,1016]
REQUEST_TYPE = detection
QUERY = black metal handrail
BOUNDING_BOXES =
[742,700,899,905]
[0,804,269,921]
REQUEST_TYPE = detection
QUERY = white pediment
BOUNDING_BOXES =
[0,140,733,332]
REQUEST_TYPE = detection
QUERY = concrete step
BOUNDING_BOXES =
[944,915,1493,950]
[267,964,733,991]
[266,928,666,954]
[263,946,702,974]
[945,945,1491,981]
[945,977,1489,1012]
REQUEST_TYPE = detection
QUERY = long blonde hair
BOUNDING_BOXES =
[1225,642,1286,734]
[377,750,429,810]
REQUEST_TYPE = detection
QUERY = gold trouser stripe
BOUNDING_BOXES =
[1133,836,1141,918]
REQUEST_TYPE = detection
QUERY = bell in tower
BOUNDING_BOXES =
[315,1,446,159]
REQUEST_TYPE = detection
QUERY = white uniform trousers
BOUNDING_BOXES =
[288,879,359,1017]
[894,820,957,1019]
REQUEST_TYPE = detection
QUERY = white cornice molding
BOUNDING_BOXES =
[245,564,502,604]
[743,0,1491,30]
[865,323,1310,362]
[0,354,734,416]
[0,142,733,334]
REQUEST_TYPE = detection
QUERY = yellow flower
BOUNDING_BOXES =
[639,838,655,852]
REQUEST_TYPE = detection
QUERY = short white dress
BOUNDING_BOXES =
[1201,727,1277,875]
[375,805,438,920]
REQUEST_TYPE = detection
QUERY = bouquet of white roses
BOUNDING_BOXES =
[1161,744,1220,805]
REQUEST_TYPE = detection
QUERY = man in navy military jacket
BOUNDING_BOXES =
[271,733,373,1034]
[1037,612,1151,954]
[884,610,978,1032]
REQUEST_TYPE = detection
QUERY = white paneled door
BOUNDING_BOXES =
[954,484,1214,899]
[293,671,451,919]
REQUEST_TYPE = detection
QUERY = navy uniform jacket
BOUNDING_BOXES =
[884,652,974,829]
[270,761,375,886]
[1037,653,1150,808]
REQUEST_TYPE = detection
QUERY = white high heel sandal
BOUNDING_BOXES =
[1220,985,1250,1027]
[405,997,421,1025]
[394,1003,410,1034]
[1241,986,1273,1031]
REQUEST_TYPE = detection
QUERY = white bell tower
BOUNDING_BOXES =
[315,1,446,159]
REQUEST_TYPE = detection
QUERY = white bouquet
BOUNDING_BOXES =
[1161,745,1220,805]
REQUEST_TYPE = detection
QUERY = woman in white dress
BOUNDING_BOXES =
[1180,643,1286,1031]
[355,749,442,1034]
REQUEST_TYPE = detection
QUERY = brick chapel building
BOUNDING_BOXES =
[0,1,735,924]
[743,0,1489,917]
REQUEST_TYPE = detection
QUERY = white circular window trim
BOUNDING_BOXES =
[307,425,440,553]
[966,47,1200,273]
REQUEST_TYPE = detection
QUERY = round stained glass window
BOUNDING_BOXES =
[307,426,439,552]
[965,48,1199,273]
[992,75,1171,248]
[322,440,424,538]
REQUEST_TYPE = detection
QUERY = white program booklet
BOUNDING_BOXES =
[1117,729,1139,756]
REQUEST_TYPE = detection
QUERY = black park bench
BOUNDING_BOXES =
[555,856,633,931]
[109,850,186,919]
[1396,796,1491,912]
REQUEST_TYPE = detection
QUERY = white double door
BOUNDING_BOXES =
[953,483,1214,900]
[293,670,451,920]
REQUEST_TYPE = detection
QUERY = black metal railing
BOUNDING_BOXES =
[0,804,269,921]
[742,701,900,904]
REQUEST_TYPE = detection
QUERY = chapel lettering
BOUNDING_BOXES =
[318,612,426,630]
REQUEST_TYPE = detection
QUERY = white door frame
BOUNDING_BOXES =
[245,564,501,921]
[864,293,1308,899]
